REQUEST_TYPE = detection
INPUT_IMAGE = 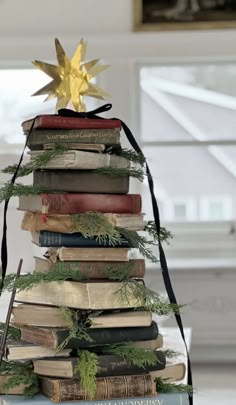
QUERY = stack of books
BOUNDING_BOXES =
[1,114,186,402]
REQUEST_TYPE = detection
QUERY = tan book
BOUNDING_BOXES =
[149,362,186,383]
[15,280,143,310]
[41,374,156,402]
[12,304,152,328]
[43,143,106,152]
[5,341,70,361]
[131,334,163,350]
[29,150,129,170]
[0,374,37,395]
[46,247,130,262]
[34,257,145,278]
[21,212,146,233]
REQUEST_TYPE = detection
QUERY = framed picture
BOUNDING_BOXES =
[133,0,236,31]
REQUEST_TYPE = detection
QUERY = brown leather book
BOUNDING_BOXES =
[18,193,142,214]
[33,170,129,193]
[41,374,156,401]
[34,257,145,278]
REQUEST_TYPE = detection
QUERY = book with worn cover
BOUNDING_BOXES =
[29,150,129,170]
[0,374,39,395]
[12,304,152,328]
[43,142,106,152]
[30,231,132,248]
[22,115,121,132]
[5,341,70,361]
[45,247,130,262]
[33,351,166,378]
[18,322,159,350]
[15,280,143,309]
[34,257,145,278]
[25,128,120,150]
[150,362,186,383]
[18,193,142,214]
[22,212,146,233]
[33,170,129,194]
[40,374,156,401]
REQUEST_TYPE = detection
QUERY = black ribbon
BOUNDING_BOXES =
[59,104,193,403]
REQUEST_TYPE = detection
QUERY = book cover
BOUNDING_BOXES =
[22,115,121,132]
[5,341,70,361]
[18,322,159,350]
[43,142,106,152]
[21,212,146,234]
[12,304,152,328]
[33,171,130,194]
[33,351,166,378]
[18,193,142,214]
[45,247,130,262]
[40,374,156,401]
[15,280,144,310]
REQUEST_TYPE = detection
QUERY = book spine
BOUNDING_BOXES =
[23,115,121,130]
[36,231,131,248]
[41,374,156,402]
[27,128,120,148]
[33,171,130,194]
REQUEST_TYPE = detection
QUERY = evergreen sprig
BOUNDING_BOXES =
[0,322,21,341]
[118,227,158,263]
[155,377,193,395]
[145,221,173,244]
[74,350,99,399]
[2,145,67,178]
[110,147,146,166]
[0,183,49,203]
[0,361,39,397]
[101,343,157,368]
[94,167,145,182]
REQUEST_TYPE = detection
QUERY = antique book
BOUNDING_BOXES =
[43,143,106,152]
[33,170,129,194]
[18,193,142,214]
[21,212,146,233]
[15,280,143,309]
[22,115,121,132]
[25,128,120,150]
[34,257,145,278]
[0,374,38,395]
[30,231,131,248]
[150,362,186,383]
[45,247,130,262]
[131,334,163,350]
[33,351,166,378]
[29,150,129,170]
[40,374,156,402]
[12,304,152,328]
[18,322,159,350]
[5,341,70,361]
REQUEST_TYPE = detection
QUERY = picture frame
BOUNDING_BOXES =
[133,0,236,31]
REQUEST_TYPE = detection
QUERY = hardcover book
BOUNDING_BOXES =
[5,341,70,361]
[45,247,130,262]
[18,322,159,350]
[0,374,38,395]
[40,374,156,402]
[33,351,166,378]
[43,143,106,152]
[15,280,143,310]
[18,193,142,214]
[33,170,130,194]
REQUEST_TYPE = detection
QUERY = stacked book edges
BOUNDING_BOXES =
[0,113,186,403]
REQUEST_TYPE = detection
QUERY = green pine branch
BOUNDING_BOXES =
[118,227,158,263]
[0,322,21,341]
[74,350,99,399]
[0,183,49,203]
[101,343,157,368]
[155,377,194,395]
[0,361,39,397]
[94,166,145,182]
[145,221,173,244]
[110,147,146,166]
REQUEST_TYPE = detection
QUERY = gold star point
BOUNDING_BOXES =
[32,38,110,112]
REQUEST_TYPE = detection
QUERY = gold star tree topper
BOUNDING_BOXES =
[32,38,110,112]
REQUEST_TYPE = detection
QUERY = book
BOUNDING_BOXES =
[131,335,163,351]
[30,231,132,248]
[18,322,159,350]
[29,150,129,170]
[150,362,186,383]
[0,374,37,395]
[21,212,146,233]
[34,257,145,278]
[40,374,156,402]
[25,128,120,150]
[22,115,121,132]
[18,193,142,214]
[43,143,106,152]
[5,341,70,361]
[33,170,129,194]
[12,304,152,328]
[33,351,166,378]
[15,280,143,309]
[45,247,130,262]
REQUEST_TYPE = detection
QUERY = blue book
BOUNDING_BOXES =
[2,393,190,404]
[31,231,132,248]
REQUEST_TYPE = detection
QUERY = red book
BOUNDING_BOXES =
[22,115,121,132]
[18,193,142,214]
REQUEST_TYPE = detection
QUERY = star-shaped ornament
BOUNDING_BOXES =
[32,38,110,112]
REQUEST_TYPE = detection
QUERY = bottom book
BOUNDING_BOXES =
[0,393,190,404]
